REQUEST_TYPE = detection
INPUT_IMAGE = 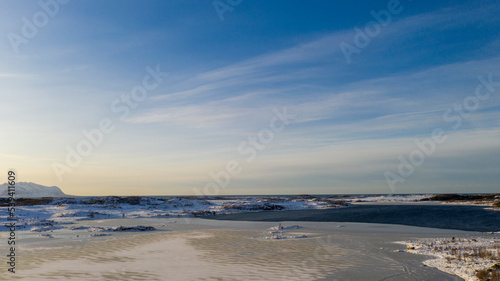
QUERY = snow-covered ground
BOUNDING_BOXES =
[343,194,434,203]
[441,200,499,208]
[0,196,346,232]
[343,194,500,209]
[3,193,498,233]
[265,224,308,239]
[396,236,500,281]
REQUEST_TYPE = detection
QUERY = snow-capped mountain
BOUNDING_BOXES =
[0,182,66,197]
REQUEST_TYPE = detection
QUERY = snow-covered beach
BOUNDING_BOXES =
[0,218,485,280]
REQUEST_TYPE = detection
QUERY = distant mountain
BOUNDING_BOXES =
[0,182,66,197]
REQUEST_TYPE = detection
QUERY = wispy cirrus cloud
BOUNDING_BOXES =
[151,3,500,102]
[129,52,500,140]
[124,3,499,136]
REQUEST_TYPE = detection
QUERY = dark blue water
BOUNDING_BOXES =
[204,204,500,232]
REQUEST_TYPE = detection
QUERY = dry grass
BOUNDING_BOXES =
[477,269,490,280]
[477,268,500,281]
[422,194,500,208]
[407,237,500,280]
[191,210,216,216]
[492,270,500,281]
[15,197,57,206]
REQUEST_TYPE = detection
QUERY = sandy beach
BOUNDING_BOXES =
[0,217,479,280]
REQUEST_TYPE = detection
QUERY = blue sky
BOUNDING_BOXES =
[1,0,499,195]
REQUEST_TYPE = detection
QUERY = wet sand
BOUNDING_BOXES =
[0,218,471,280]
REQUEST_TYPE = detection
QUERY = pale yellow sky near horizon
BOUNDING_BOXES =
[3,129,499,196]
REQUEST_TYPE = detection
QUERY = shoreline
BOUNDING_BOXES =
[1,195,498,233]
